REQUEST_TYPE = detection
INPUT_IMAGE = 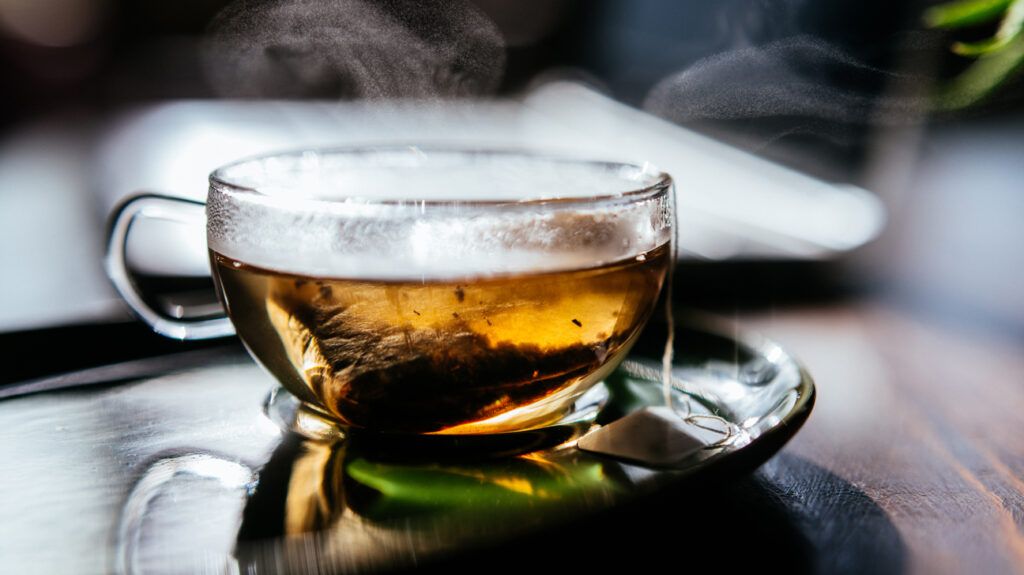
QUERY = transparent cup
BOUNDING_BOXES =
[107,147,673,436]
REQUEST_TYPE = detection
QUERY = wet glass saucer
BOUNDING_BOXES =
[237,320,816,572]
[0,319,814,574]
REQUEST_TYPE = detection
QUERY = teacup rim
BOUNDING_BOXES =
[208,144,673,208]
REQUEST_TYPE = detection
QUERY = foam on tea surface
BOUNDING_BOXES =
[207,149,672,280]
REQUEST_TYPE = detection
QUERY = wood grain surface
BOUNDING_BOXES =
[735,301,1024,574]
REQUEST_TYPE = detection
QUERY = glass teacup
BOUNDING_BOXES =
[107,147,673,435]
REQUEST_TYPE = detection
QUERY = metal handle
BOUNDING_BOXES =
[105,194,236,340]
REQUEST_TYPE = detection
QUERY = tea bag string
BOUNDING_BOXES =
[621,358,736,447]
[662,203,682,417]
[661,246,681,416]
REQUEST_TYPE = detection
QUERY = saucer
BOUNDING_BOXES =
[0,320,813,574]
[263,320,814,472]
[231,322,815,572]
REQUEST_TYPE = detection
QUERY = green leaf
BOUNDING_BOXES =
[936,33,1024,109]
[344,455,612,520]
[952,0,1024,54]
[924,0,1013,28]
[953,36,1009,54]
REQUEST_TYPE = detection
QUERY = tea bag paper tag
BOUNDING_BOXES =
[577,407,726,467]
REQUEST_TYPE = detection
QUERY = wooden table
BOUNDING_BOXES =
[728,300,1024,574]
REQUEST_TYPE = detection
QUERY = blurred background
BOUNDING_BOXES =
[0,0,1021,345]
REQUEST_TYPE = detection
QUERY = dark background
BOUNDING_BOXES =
[0,0,927,175]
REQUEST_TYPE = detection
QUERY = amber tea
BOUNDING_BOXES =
[213,244,669,434]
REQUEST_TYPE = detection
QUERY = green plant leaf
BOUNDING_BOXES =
[952,0,1024,54]
[953,36,1009,54]
[936,33,1024,109]
[924,0,1013,28]
[344,455,613,520]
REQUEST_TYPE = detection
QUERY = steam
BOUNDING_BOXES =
[202,0,506,99]
[644,36,930,130]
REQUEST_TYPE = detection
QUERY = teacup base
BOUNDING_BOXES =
[263,383,609,458]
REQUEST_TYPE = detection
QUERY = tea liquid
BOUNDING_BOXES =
[212,244,669,433]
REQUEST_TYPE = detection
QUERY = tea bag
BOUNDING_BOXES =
[577,406,731,467]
